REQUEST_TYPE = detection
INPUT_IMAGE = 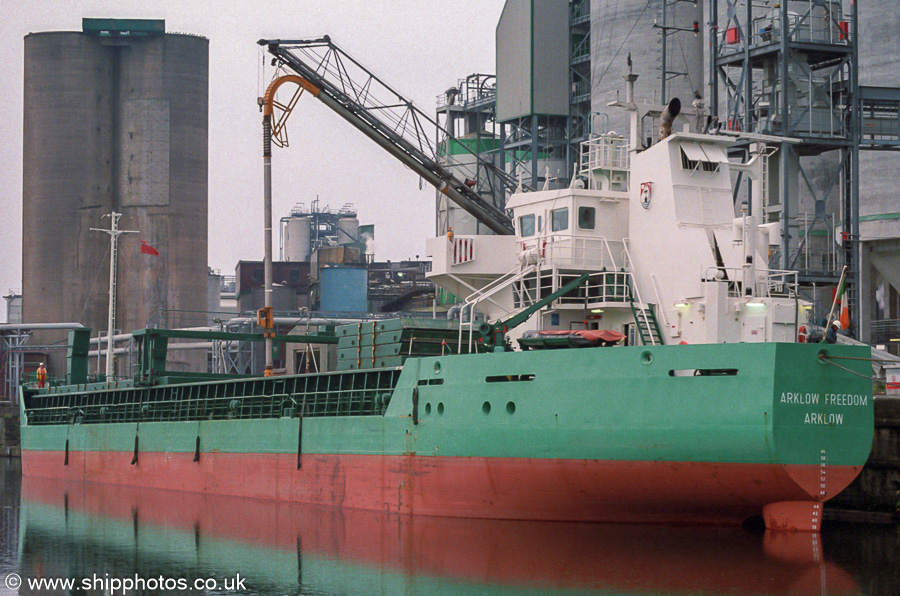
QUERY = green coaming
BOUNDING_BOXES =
[21,343,874,467]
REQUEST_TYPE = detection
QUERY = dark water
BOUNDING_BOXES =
[0,458,897,596]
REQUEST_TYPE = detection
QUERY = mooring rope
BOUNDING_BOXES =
[818,355,885,383]
[820,354,898,364]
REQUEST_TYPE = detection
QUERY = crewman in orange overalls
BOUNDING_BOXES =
[36,362,47,388]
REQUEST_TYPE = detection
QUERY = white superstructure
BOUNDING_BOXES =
[427,124,810,347]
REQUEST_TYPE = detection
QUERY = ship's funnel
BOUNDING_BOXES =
[658,97,681,142]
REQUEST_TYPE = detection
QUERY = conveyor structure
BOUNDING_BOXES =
[259,36,519,235]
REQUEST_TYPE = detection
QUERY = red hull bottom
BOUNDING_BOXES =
[22,450,859,531]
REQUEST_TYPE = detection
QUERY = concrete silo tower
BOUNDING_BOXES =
[591,0,705,141]
[858,3,900,344]
[22,19,208,375]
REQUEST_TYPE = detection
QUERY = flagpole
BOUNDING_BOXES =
[91,212,138,379]
[825,265,848,328]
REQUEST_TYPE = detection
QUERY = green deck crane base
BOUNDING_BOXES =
[334,320,473,370]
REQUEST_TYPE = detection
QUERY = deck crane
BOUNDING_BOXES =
[257,36,525,375]
[257,36,522,235]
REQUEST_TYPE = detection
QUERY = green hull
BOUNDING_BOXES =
[19,342,874,530]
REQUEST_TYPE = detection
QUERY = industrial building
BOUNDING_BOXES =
[434,0,900,348]
[234,202,435,315]
[19,18,209,379]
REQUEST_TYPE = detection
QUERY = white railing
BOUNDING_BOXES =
[552,271,631,307]
[765,269,801,297]
[580,134,630,176]
[622,242,659,345]
[520,235,626,271]
[704,266,799,298]
[513,237,635,309]
[457,263,537,352]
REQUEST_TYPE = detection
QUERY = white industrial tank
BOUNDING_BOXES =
[284,216,312,261]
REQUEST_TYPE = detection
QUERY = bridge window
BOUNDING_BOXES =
[680,142,727,173]
[577,206,596,230]
[551,207,569,232]
[519,214,535,237]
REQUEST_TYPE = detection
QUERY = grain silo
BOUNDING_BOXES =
[591,0,704,139]
[857,3,900,341]
[22,19,208,375]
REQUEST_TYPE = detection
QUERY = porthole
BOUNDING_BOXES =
[482,401,491,415]
[506,401,516,415]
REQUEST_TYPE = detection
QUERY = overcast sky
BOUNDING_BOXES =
[0,0,505,322]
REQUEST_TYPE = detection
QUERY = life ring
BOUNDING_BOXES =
[798,325,807,343]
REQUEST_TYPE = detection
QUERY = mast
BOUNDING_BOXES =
[91,212,137,379]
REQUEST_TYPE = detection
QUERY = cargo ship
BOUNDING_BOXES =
[19,128,875,533]
[18,74,875,532]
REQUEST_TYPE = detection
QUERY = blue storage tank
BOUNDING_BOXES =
[320,266,367,312]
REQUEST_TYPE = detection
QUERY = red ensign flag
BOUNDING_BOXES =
[140,240,159,256]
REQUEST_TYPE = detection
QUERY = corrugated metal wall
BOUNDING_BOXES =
[496,0,570,122]
[859,2,900,228]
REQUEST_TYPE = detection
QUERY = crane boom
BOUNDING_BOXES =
[258,37,519,235]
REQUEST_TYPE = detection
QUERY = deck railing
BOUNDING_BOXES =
[23,368,401,426]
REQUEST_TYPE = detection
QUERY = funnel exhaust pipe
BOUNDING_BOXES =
[658,97,681,142]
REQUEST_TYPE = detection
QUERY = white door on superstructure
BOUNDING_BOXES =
[740,311,767,342]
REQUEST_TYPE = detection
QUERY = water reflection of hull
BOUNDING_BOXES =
[20,477,859,596]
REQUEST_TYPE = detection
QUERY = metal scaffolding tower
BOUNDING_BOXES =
[435,74,505,236]
[711,0,861,332]
[569,0,593,172]
[711,0,900,338]
[1,331,29,402]
[500,115,570,191]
